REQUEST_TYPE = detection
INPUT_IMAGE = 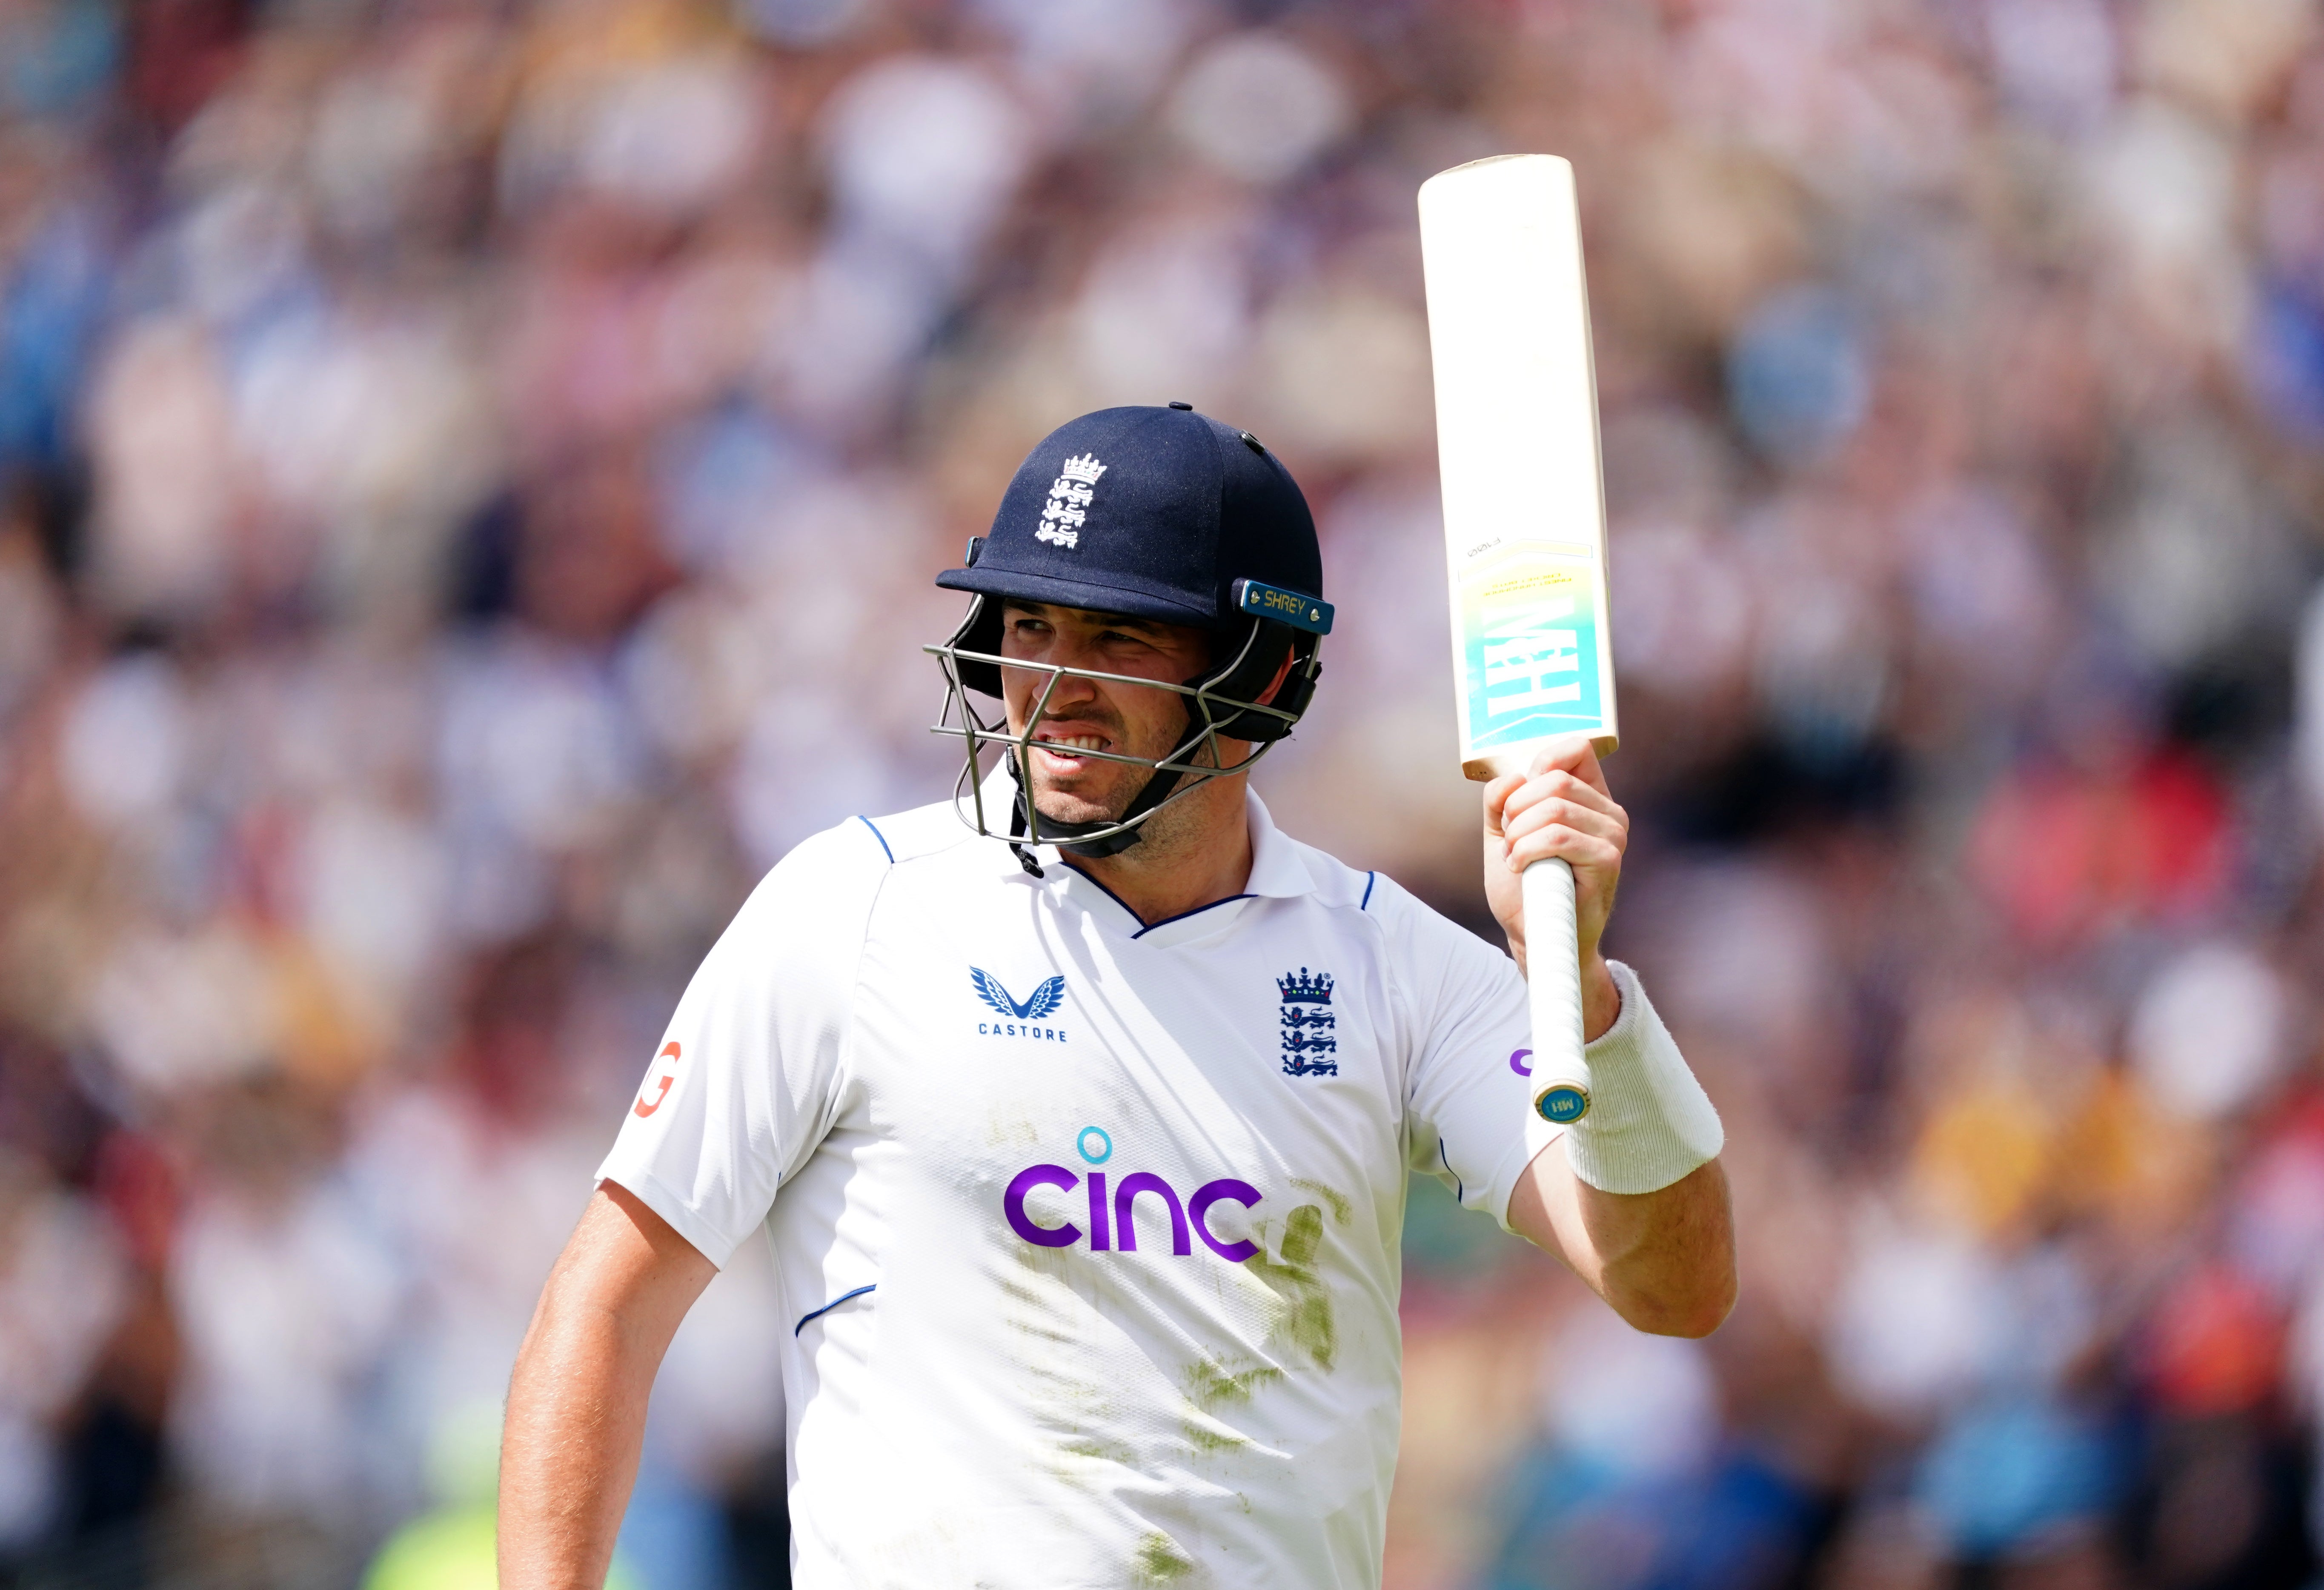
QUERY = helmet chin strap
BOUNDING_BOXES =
[1006,753,1187,871]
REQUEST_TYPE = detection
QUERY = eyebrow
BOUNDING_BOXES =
[1002,602,1174,638]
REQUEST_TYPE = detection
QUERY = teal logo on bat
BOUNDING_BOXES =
[1537,1084,1590,1124]
[1459,558,1604,752]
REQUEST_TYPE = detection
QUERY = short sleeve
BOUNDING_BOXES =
[595,820,888,1267]
[1377,877,1560,1232]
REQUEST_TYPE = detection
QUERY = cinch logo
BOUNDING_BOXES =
[972,967,1068,1041]
[1002,1127,1260,1261]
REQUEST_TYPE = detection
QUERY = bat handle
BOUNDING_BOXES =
[1521,858,1592,1125]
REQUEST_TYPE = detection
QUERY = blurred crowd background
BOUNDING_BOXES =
[0,0,2320,1584]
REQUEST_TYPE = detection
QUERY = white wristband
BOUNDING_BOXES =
[1560,961,1723,1195]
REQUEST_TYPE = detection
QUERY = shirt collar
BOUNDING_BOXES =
[1242,786,1315,900]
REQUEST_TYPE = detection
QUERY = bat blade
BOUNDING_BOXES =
[1419,153,1616,1128]
[1418,154,1617,781]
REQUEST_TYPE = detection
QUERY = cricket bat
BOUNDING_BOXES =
[1417,154,1617,1129]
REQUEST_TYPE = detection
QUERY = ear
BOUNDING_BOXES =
[1253,648,1297,707]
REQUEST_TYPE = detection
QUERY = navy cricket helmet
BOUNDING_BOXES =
[926,403,1333,861]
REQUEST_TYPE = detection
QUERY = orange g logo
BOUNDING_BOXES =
[634,1041,681,1118]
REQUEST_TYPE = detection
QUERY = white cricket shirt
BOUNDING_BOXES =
[598,778,1566,1588]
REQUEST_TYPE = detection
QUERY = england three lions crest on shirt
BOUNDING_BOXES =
[1279,967,1337,1077]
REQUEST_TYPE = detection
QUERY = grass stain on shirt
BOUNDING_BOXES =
[1241,1205,1337,1371]
[1000,1242,1124,1484]
[1289,1179,1353,1227]
[1179,1356,1277,1457]
[1183,1357,1284,1408]
[998,1274,1075,1345]
[1132,1531,1196,1585]
[1183,1418,1249,1456]
[1059,1434,1136,1465]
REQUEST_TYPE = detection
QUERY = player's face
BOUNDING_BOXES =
[997,601,1214,826]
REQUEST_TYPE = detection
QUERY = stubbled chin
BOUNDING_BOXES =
[1023,765,1136,827]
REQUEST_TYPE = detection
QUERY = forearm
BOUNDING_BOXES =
[498,1287,657,1589]
[1505,961,1734,1335]
[499,1187,714,1590]
[1534,1156,1734,1336]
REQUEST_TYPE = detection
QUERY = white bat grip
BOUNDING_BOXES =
[1521,857,1592,1124]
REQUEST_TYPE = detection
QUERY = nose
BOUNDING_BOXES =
[1037,663,1101,712]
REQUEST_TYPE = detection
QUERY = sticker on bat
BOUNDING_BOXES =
[1455,544,1606,755]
